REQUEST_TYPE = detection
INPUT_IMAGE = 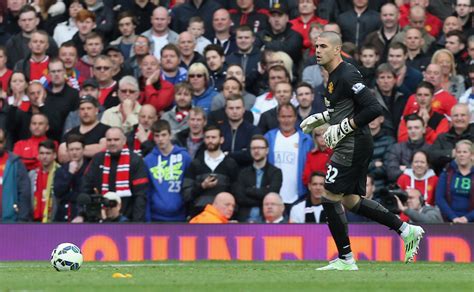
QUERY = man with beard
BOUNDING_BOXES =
[204,44,227,91]
[160,44,188,85]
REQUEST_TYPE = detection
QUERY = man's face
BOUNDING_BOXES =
[455,0,471,17]
[365,177,375,199]
[236,30,254,52]
[445,35,464,55]
[353,0,369,9]
[225,99,245,123]
[387,48,407,71]
[118,83,139,103]
[18,11,38,33]
[443,16,461,34]
[250,139,268,162]
[138,106,157,129]
[415,87,432,108]
[298,0,316,15]
[214,195,235,219]
[268,70,287,92]
[107,51,124,68]
[178,32,195,57]
[409,12,426,30]
[105,201,121,220]
[188,112,206,135]
[59,47,78,69]
[263,195,284,221]
[212,9,232,33]
[69,2,83,18]
[8,0,26,12]
[85,37,104,58]
[118,17,136,37]
[140,55,160,79]
[222,80,241,99]
[274,83,292,105]
[151,8,170,34]
[205,50,224,72]
[30,115,49,137]
[77,18,96,35]
[423,64,442,88]
[105,129,125,154]
[29,33,48,55]
[237,0,254,10]
[38,146,56,169]
[406,189,422,210]
[376,71,396,93]
[451,106,470,132]
[175,89,192,109]
[153,130,172,151]
[93,59,113,83]
[80,86,99,99]
[28,84,45,105]
[277,106,297,133]
[161,49,180,72]
[404,29,423,51]
[308,175,325,200]
[406,119,425,141]
[269,13,288,33]
[79,102,99,124]
[315,36,339,67]
[48,62,66,86]
[204,129,222,152]
[134,37,150,56]
[360,48,379,68]
[67,142,85,162]
[226,66,245,84]
[380,4,399,29]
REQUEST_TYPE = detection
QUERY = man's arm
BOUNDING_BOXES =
[404,207,444,223]
[130,155,149,222]
[16,160,32,222]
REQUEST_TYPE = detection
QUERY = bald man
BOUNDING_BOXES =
[262,193,286,223]
[300,31,424,270]
[80,127,149,222]
[178,31,205,69]
[189,192,236,223]
[127,104,158,157]
[143,7,179,59]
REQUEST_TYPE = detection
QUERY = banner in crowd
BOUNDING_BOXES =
[0,224,472,262]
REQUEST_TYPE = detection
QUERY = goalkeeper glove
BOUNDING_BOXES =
[299,111,330,133]
[323,117,354,149]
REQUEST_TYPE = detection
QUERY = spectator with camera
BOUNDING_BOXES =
[182,125,239,217]
[233,134,282,222]
[189,192,236,224]
[395,188,443,223]
[102,192,129,222]
[436,140,474,223]
[53,134,87,222]
[144,120,192,222]
[80,127,149,222]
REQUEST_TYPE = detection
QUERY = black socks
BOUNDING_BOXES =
[322,197,352,259]
[351,198,404,232]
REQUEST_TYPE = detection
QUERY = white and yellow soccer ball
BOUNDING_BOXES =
[50,243,83,271]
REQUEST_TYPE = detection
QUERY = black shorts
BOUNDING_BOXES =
[324,135,372,196]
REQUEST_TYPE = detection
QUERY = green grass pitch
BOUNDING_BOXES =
[0,261,473,292]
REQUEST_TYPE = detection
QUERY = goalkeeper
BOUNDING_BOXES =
[300,31,424,271]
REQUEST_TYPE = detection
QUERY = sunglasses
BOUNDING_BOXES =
[189,74,204,78]
[94,66,111,71]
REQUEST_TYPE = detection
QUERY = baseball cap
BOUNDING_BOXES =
[104,45,122,55]
[269,2,288,15]
[82,78,99,89]
[79,95,100,108]
[104,192,121,204]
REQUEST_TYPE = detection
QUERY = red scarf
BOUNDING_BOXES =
[102,147,131,197]
[133,129,152,156]
[33,169,48,221]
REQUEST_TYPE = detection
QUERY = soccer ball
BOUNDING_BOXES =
[50,243,83,271]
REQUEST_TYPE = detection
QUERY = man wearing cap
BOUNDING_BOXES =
[58,95,109,163]
[255,3,303,66]
[103,192,129,222]
[104,45,134,82]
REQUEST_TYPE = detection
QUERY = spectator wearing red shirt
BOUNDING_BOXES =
[14,30,50,85]
[58,42,86,90]
[92,55,119,110]
[398,0,442,38]
[302,124,332,186]
[13,113,50,171]
[398,82,449,144]
[289,0,328,50]
[229,0,269,33]
[0,47,12,92]
[396,150,438,206]
[77,32,104,82]
[402,63,457,118]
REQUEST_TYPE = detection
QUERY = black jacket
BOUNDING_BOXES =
[170,0,223,39]
[429,124,474,174]
[220,120,261,166]
[6,33,58,69]
[384,139,431,183]
[182,153,238,216]
[80,151,149,222]
[256,24,303,66]
[372,86,407,135]
[226,47,262,93]
[336,8,381,47]
[173,128,206,159]
[126,124,155,158]
[233,161,282,222]
[207,109,254,126]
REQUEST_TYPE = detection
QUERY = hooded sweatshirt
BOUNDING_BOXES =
[397,168,438,206]
[144,145,192,222]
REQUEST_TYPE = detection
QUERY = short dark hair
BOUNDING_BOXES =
[85,32,103,44]
[389,42,408,55]
[204,124,222,137]
[404,113,425,125]
[277,103,297,117]
[223,76,243,91]
[296,81,314,93]
[445,30,466,44]
[60,40,78,51]
[66,134,85,147]
[410,149,430,165]
[250,134,269,147]
[38,139,56,151]
[225,94,245,107]
[235,25,254,36]
[416,81,435,95]
[161,43,181,58]
[19,5,38,18]
[375,63,397,78]
[311,171,326,180]
[268,64,290,80]
[203,44,225,58]
[360,44,379,55]
[189,16,204,25]
[151,120,171,134]
[117,11,137,26]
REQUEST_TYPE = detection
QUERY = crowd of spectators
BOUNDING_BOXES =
[0,0,472,224]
